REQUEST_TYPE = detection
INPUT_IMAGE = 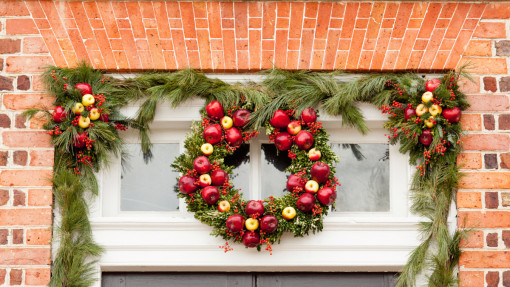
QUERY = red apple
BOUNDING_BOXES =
[442,107,461,123]
[294,130,314,150]
[296,193,316,212]
[242,231,260,248]
[286,174,305,192]
[179,175,198,194]
[404,107,417,122]
[99,113,109,122]
[287,121,302,135]
[203,124,222,145]
[74,83,92,95]
[300,108,317,123]
[205,100,224,120]
[193,156,212,174]
[201,186,220,205]
[260,215,278,233]
[233,109,251,127]
[225,127,243,147]
[419,129,433,146]
[52,106,67,123]
[274,131,293,151]
[72,132,87,148]
[317,187,337,206]
[311,162,330,183]
[269,109,290,129]
[425,78,441,92]
[211,169,229,186]
[226,214,245,233]
[245,200,264,218]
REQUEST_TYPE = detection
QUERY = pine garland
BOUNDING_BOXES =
[35,64,469,287]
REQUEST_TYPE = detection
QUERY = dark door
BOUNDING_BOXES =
[102,272,397,287]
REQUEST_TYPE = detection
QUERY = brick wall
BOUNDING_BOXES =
[0,1,508,286]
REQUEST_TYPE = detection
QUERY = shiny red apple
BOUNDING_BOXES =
[242,231,260,248]
[442,107,461,123]
[201,186,220,205]
[233,109,251,127]
[425,78,441,92]
[294,131,314,150]
[274,131,293,151]
[300,108,317,123]
[245,200,264,218]
[72,132,87,148]
[193,156,212,174]
[211,169,229,186]
[179,175,198,194]
[317,187,337,206]
[419,129,433,146]
[404,107,417,122]
[311,162,330,183]
[269,109,290,129]
[260,215,278,233]
[226,214,245,233]
[203,124,222,145]
[52,106,67,123]
[296,193,316,212]
[225,127,243,147]
[74,83,92,95]
[205,100,224,120]
[99,113,109,122]
[286,174,305,192]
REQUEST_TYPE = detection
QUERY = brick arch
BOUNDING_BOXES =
[5,1,490,72]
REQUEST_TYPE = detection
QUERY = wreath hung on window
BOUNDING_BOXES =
[171,100,339,252]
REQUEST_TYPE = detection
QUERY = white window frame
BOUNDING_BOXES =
[82,74,455,286]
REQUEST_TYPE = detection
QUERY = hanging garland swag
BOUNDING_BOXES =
[28,64,469,287]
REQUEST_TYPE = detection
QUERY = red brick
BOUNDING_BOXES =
[460,57,508,74]
[6,19,38,35]
[459,230,483,248]
[462,134,509,151]
[0,248,50,265]
[0,170,52,187]
[0,190,7,206]
[0,208,51,225]
[3,131,51,148]
[6,56,53,73]
[501,153,510,169]
[487,233,499,247]
[13,229,23,244]
[460,271,484,287]
[13,151,27,166]
[460,251,510,268]
[457,153,482,169]
[0,1,30,16]
[0,269,5,285]
[10,269,22,285]
[487,272,500,287]
[27,189,52,207]
[27,228,51,245]
[458,76,480,94]
[457,192,482,209]
[25,268,51,286]
[3,94,54,111]
[466,95,509,112]
[29,150,54,167]
[482,3,510,19]
[464,40,492,57]
[473,22,506,38]
[0,39,21,54]
[459,172,510,189]
[460,114,482,131]
[0,230,7,244]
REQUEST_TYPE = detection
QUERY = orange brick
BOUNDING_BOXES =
[459,172,510,189]
[459,230,483,247]
[459,58,507,74]
[457,192,482,209]
[457,153,482,169]
[23,38,49,54]
[0,209,52,225]
[3,94,55,111]
[458,76,480,94]
[25,268,51,286]
[462,134,509,151]
[6,19,38,35]
[459,271,484,287]
[29,112,47,129]
[473,22,506,38]
[465,95,509,112]
[460,114,482,131]
[0,248,50,265]
[0,1,30,16]
[289,2,304,39]
[0,170,52,187]
[27,189,52,207]
[29,150,54,167]
[2,131,52,148]
[27,229,52,245]
[6,56,53,73]
[460,251,510,268]
[234,2,248,39]
[482,3,510,19]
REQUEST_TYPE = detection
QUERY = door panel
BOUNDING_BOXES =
[102,272,396,287]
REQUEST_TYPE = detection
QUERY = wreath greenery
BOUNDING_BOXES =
[29,63,470,287]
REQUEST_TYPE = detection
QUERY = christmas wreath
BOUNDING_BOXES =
[171,100,339,252]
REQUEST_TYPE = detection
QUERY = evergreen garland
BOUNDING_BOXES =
[35,64,469,287]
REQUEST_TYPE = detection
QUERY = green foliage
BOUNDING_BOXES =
[39,63,468,287]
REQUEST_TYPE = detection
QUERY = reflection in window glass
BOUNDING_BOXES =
[121,144,180,211]
[224,144,250,197]
[260,144,291,200]
[332,144,390,212]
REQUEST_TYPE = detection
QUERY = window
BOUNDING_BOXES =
[88,75,431,286]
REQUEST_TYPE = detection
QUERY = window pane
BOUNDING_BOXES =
[332,143,390,212]
[121,143,180,211]
[260,144,291,200]
[224,144,250,196]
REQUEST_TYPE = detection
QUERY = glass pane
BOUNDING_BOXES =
[121,143,180,211]
[224,144,250,196]
[260,144,292,200]
[332,143,390,212]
